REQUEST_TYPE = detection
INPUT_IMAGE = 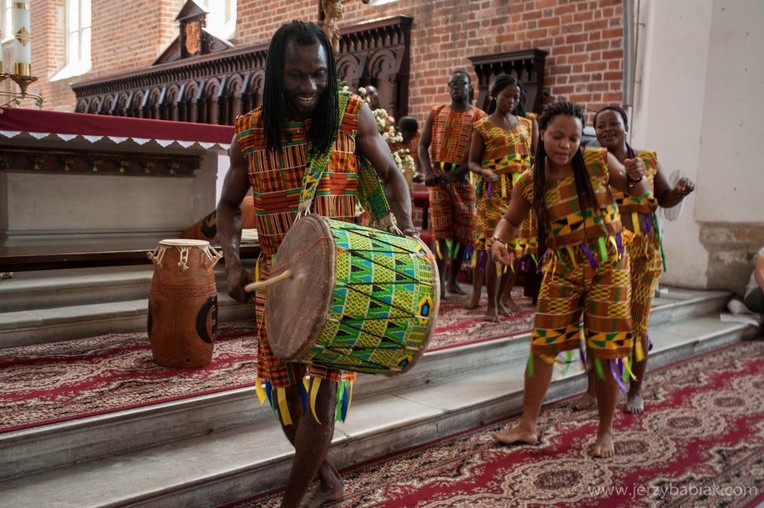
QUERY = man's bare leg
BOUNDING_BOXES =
[590,361,619,458]
[466,263,484,309]
[484,260,500,322]
[280,381,343,508]
[493,356,553,445]
[571,368,597,411]
[500,261,520,312]
[447,244,468,295]
[625,335,648,414]
[435,240,448,299]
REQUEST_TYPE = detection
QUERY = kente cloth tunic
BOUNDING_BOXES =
[472,116,535,255]
[514,147,634,361]
[427,105,486,244]
[234,93,364,389]
[611,150,662,352]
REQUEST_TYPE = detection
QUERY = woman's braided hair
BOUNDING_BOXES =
[533,101,598,256]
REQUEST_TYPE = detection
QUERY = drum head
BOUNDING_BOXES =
[266,215,335,362]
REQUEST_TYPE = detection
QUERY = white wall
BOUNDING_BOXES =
[695,0,764,224]
[630,0,714,288]
[629,0,764,289]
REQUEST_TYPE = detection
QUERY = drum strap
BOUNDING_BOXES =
[298,91,397,232]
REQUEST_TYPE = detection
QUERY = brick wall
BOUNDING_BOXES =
[26,0,623,121]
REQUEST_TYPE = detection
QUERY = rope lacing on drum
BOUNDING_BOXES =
[147,245,167,267]
[177,246,192,271]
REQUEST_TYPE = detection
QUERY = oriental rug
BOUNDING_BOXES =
[0,291,533,433]
[237,340,764,508]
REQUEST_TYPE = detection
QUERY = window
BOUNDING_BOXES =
[365,0,402,5]
[1,0,11,43]
[196,0,236,41]
[51,0,91,81]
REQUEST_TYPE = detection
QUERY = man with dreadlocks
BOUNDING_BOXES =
[216,20,415,507]
[571,105,695,414]
[419,70,486,298]
[489,101,648,458]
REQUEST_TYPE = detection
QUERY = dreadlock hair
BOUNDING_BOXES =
[485,74,519,115]
[534,100,599,258]
[594,105,636,158]
[262,20,338,154]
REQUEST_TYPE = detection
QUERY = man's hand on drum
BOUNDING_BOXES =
[491,239,515,266]
[227,264,254,303]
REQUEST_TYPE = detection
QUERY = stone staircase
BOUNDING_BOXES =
[0,266,759,507]
[0,264,254,348]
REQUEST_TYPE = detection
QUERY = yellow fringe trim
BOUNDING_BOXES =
[277,388,292,425]
[539,354,558,365]
[254,256,261,282]
[635,339,646,363]
[254,377,266,404]
[631,211,641,236]
[309,377,322,425]
[623,357,638,382]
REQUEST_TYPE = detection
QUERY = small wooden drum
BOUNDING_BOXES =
[265,215,440,376]
[147,239,222,368]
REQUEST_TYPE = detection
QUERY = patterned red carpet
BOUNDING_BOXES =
[240,340,764,508]
[0,290,533,433]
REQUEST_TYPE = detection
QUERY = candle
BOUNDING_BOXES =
[13,1,31,76]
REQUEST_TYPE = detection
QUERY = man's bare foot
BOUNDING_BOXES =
[492,426,538,446]
[625,393,645,414]
[590,431,614,458]
[447,282,467,295]
[497,301,511,317]
[483,308,500,322]
[571,392,596,411]
[300,480,345,508]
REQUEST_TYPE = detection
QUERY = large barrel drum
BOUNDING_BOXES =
[147,239,222,368]
[265,215,440,376]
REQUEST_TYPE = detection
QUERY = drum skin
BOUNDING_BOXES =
[266,215,440,376]
[147,240,220,368]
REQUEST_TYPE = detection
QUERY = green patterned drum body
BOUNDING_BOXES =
[265,215,440,376]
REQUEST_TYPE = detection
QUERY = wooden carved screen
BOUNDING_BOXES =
[72,16,412,126]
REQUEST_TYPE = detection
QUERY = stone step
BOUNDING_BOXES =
[0,314,757,508]
[0,296,253,348]
[0,288,732,480]
[0,263,256,347]
[0,263,253,313]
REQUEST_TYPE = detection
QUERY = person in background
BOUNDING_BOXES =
[466,74,535,322]
[743,247,764,313]
[572,105,695,414]
[489,101,648,457]
[216,21,415,507]
[365,84,381,110]
[419,70,487,298]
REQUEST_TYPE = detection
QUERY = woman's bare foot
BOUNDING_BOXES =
[625,393,645,414]
[571,392,596,411]
[492,426,538,446]
[483,308,500,322]
[590,430,615,458]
